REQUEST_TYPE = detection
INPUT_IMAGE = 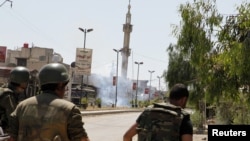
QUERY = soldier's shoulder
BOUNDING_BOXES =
[0,87,13,97]
[53,98,76,109]
[17,96,37,106]
[56,98,74,104]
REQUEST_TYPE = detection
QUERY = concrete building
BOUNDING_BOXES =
[0,43,69,98]
[5,43,64,71]
[0,43,66,83]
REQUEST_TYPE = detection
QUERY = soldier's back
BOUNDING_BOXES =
[137,103,188,141]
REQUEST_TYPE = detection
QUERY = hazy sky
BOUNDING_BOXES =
[0,0,241,90]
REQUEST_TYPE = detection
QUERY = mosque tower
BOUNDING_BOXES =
[121,0,133,79]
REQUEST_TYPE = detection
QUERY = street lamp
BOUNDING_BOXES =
[157,75,162,99]
[78,27,93,49]
[113,48,123,108]
[135,61,143,108]
[148,70,155,101]
[78,27,93,100]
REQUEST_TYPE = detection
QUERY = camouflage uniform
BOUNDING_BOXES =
[136,103,191,141]
[0,66,30,133]
[0,87,18,133]
[9,92,88,141]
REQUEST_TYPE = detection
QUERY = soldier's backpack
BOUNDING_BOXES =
[136,102,189,141]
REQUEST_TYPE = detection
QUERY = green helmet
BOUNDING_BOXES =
[10,66,30,84]
[39,63,69,86]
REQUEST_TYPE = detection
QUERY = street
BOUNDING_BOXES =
[82,112,207,141]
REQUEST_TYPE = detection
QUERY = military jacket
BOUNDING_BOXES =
[0,87,16,132]
[9,92,88,141]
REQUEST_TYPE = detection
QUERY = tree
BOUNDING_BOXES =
[165,0,250,124]
[164,44,196,88]
[166,0,223,104]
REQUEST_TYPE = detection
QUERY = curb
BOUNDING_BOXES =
[81,109,143,116]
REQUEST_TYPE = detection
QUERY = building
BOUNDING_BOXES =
[0,66,12,86]
[0,43,69,98]
[5,43,64,70]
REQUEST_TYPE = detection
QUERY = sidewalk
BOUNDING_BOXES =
[193,134,207,141]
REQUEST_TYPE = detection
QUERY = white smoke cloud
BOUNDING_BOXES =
[89,62,134,107]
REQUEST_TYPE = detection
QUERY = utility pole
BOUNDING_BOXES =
[148,70,155,102]
[157,75,161,99]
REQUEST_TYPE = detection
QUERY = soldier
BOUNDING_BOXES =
[9,63,90,141]
[0,66,30,135]
[123,83,193,141]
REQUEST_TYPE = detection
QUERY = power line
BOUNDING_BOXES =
[0,0,12,8]
[133,51,167,64]
[2,7,62,50]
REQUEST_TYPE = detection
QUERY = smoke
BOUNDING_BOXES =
[83,56,154,107]
[88,62,134,107]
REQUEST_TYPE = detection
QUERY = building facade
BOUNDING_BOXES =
[5,43,59,70]
[0,43,68,97]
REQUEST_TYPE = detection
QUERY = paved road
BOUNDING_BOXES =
[82,111,207,141]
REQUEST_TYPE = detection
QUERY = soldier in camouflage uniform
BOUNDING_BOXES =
[9,63,90,141]
[123,83,193,141]
[0,66,30,135]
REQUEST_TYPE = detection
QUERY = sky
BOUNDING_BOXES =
[0,0,241,90]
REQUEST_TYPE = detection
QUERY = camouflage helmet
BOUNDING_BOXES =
[39,63,69,86]
[10,66,30,84]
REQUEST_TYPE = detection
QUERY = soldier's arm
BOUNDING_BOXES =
[1,93,15,116]
[80,137,90,141]
[181,134,193,141]
[8,108,19,141]
[8,137,16,141]
[123,122,138,141]
[68,106,89,141]
[180,115,193,141]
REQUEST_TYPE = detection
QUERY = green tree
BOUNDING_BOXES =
[213,1,250,102]
[164,44,196,88]
[166,0,223,105]
[166,0,250,124]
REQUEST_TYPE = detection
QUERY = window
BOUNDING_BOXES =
[39,56,46,61]
[16,58,27,66]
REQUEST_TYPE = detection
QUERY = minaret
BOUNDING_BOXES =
[121,0,133,79]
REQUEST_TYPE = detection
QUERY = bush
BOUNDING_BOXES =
[96,98,102,108]
[81,97,88,109]
[190,110,202,129]
[81,97,88,104]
